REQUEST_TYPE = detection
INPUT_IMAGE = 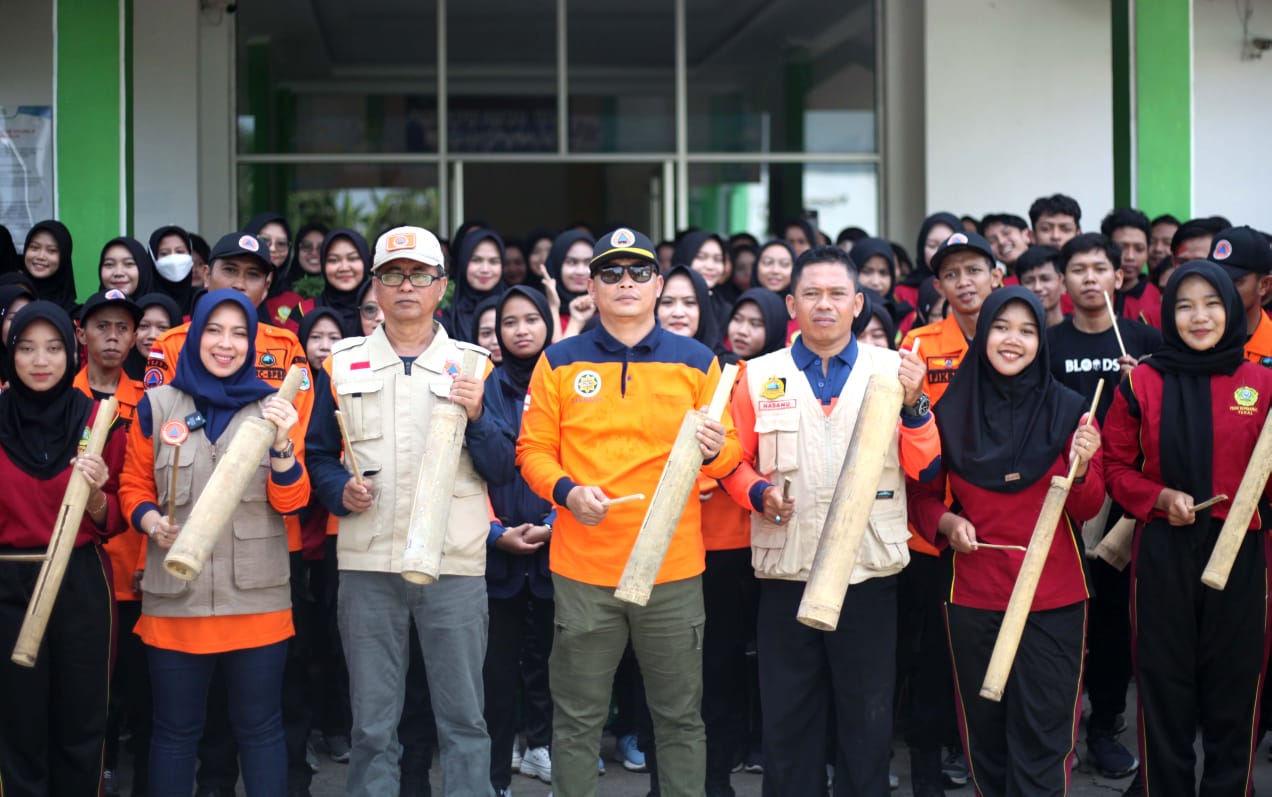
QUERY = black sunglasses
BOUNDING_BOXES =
[593,263,656,285]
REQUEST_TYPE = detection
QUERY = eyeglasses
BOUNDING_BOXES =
[359,303,381,320]
[298,241,321,252]
[376,271,442,288]
[593,263,656,285]
[260,237,290,251]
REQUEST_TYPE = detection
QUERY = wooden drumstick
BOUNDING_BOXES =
[975,543,1028,552]
[980,379,1103,701]
[333,409,363,488]
[601,493,645,508]
[168,445,181,519]
[1192,494,1228,513]
[1103,291,1128,359]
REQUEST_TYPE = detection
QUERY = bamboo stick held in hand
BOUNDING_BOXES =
[333,409,362,488]
[11,397,118,667]
[1202,409,1272,589]
[402,346,487,585]
[614,363,739,606]
[980,380,1103,702]
[164,366,306,581]
[796,372,906,631]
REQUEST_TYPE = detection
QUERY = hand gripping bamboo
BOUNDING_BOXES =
[401,347,486,585]
[796,372,906,631]
[1202,410,1272,589]
[11,397,118,667]
[163,366,306,581]
[980,380,1102,702]
[614,363,739,606]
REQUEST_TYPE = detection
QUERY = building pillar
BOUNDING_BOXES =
[1133,0,1191,217]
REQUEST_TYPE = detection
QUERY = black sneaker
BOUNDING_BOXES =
[941,751,969,787]
[1087,733,1139,779]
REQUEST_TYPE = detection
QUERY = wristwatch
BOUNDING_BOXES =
[269,438,295,458]
[901,392,931,418]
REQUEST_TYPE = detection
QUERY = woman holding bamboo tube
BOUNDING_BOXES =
[907,287,1104,795]
[0,301,125,794]
[118,289,308,795]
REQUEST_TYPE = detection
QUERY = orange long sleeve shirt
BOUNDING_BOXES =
[517,322,741,587]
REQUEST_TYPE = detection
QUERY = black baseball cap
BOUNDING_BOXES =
[591,227,659,272]
[79,289,142,326]
[1208,226,1272,279]
[930,231,996,274]
[209,232,273,271]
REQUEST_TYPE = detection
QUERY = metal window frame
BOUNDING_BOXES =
[230,0,886,236]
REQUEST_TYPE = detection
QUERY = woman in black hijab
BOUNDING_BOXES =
[907,287,1103,795]
[852,286,899,350]
[98,236,156,299]
[673,230,735,331]
[896,212,961,312]
[244,212,294,294]
[657,264,722,352]
[471,294,504,364]
[0,224,18,274]
[1104,261,1272,793]
[0,301,124,795]
[442,228,507,343]
[21,220,79,315]
[850,237,914,333]
[0,283,35,386]
[148,225,197,315]
[723,287,787,363]
[544,230,594,335]
[298,229,371,338]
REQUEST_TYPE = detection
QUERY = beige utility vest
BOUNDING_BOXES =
[745,344,911,582]
[140,386,290,618]
[327,323,489,576]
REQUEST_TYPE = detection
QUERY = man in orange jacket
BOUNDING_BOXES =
[518,228,740,797]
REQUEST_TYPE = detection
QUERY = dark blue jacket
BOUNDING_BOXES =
[485,366,554,600]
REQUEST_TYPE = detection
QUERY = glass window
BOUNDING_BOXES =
[237,163,440,238]
[689,161,877,240]
[687,0,877,154]
[236,1,439,154]
[568,0,675,152]
[448,0,557,153]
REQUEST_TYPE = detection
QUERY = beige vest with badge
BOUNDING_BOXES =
[745,344,910,582]
[328,323,489,576]
[140,386,291,618]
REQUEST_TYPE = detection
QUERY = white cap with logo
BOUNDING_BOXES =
[373,226,445,272]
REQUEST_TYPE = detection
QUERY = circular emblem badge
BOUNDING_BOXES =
[946,232,968,246]
[238,234,261,252]
[1213,239,1232,260]
[573,370,602,398]
[1235,386,1259,408]
[261,353,276,366]
[611,228,636,247]
[160,419,190,446]
[144,367,165,388]
[104,289,127,301]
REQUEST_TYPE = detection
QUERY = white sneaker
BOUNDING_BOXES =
[519,746,551,782]
[511,741,522,771]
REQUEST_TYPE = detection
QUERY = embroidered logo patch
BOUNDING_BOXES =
[77,425,91,455]
[299,367,311,392]
[760,376,785,400]
[1213,239,1232,260]
[611,228,635,247]
[1235,386,1259,407]
[104,289,127,301]
[758,398,797,412]
[238,234,261,252]
[946,232,968,246]
[387,232,417,252]
[144,367,165,388]
[574,370,602,398]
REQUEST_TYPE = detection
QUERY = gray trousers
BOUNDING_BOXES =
[338,571,493,797]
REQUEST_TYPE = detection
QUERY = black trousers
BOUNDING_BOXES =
[1131,520,1267,796]
[483,584,554,789]
[309,537,350,739]
[106,599,151,794]
[702,548,759,793]
[0,544,114,797]
[758,575,897,797]
[1086,549,1133,736]
[897,551,957,758]
[946,601,1085,797]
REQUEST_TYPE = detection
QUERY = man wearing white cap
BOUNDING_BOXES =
[306,226,515,795]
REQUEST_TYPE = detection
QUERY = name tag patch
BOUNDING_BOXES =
[758,398,797,412]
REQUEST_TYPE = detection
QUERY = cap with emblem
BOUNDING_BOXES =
[1208,225,1272,280]
[209,232,272,271]
[373,226,445,272]
[79,289,142,325]
[930,231,996,274]
[591,227,659,272]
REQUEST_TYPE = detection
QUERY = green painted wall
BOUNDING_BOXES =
[1135,0,1191,218]
[1110,0,1132,208]
[56,0,124,299]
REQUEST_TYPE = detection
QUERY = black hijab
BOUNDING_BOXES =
[544,230,595,310]
[852,236,913,324]
[937,287,1087,494]
[244,212,293,298]
[296,307,345,365]
[673,230,734,329]
[495,285,553,395]
[0,283,36,384]
[0,225,17,274]
[98,236,156,298]
[752,240,797,296]
[662,265,722,351]
[915,277,942,326]
[124,293,185,380]
[904,212,962,288]
[0,301,95,479]
[470,294,502,350]
[294,221,330,275]
[22,220,79,315]
[444,228,507,343]
[315,229,371,337]
[727,287,788,360]
[1143,261,1247,516]
[852,286,898,348]
[148,225,196,314]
